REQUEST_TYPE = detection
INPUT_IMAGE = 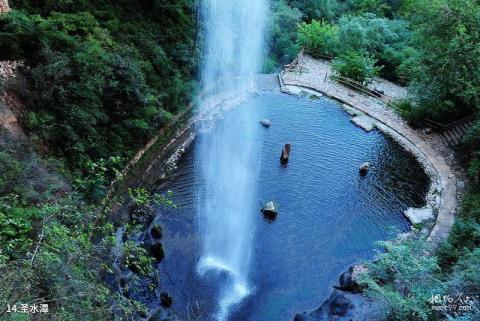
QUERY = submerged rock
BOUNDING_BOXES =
[359,162,370,175]
[404,207,434,225]
[260,119,271,128]
[293,289,383,321]
[160,292,173,308]
[261,201,278,220]
[335,265,367,293]
[151,224,163,239]
[150,242,165,262]
[280,143,291,165]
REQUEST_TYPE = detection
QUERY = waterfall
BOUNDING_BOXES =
[195,0,267,320]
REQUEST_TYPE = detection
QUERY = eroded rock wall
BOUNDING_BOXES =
[0,0,10,13]
[0,60,22,81]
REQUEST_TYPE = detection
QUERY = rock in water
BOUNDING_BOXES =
[261,201,278,220]
[404,207,434,225]
[335,265,366,293]
[280,143,291,165]
[359,162,370,175]
[260,119,271,128]
[160,292,173,308]
[150,242,165,262]
[151,224,162,239]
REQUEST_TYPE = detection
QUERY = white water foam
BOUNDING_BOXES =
[195,0,267,320]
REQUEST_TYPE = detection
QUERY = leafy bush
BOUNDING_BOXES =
[358,237,444,321]
[332,51,381,84]
[392,99,431,126]
[347,0,392,16]
[336,14,413,80]
[447,247,480,295]
[298,20,339,57]
[289,0,345,21]
[0,152,22,195]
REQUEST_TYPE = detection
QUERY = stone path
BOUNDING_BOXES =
[280,54,459,248]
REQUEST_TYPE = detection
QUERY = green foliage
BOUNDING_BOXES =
[0,0,197,176]
[128,187,150,207]
[392,99,435,126]
[74,156,123,202]
[336,14,412,79]
[348,0,391,16]
[123,241,154,277]
[403,0,480,118]
[297,20,339,58]
[358,238,444,321]
[0,152,22,195]
[438,192,480,270]
[447,247,480,295]
[266,0,302,70]
[153,190,177,209]
[332,51,381,84]
[0,197,117,321]
[296,14,411,80]
[363,188,480,321]
[0,2,187,319]
[129,187,176,209]
[289,0,345,21]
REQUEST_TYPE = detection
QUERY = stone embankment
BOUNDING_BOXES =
[280,53,460,249]
[283,53,463,321]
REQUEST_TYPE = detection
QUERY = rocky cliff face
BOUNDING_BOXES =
[0,0,10,13]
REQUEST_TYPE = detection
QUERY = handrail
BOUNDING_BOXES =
[330,74,392,103]
[423,115,475,131]
[284,48,305,70]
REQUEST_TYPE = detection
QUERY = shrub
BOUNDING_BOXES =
[332,51,381,84]
[0,152,22,195]
[358,237,444,321]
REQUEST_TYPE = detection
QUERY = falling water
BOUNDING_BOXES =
[195,0,267,320]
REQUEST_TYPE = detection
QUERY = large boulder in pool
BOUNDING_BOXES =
[293,289,384,321]
[335,265,366,293]
[160,292,173,308]
[280,143,291,165]
[359,162,370,175]
[151,224,163,239]
[261,201,278,220]
[260,119,271,128]
[149,242,165,262]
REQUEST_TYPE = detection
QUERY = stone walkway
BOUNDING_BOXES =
[280,54,459,248]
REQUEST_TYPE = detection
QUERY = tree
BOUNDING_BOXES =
[297,19,339,57]
[403,0,480,118]
[336,14,412,80]
[288,0,344,21]
[266,0,302,70]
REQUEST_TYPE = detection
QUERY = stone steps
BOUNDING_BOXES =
[441,120,475,146]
